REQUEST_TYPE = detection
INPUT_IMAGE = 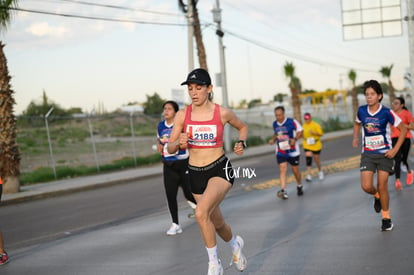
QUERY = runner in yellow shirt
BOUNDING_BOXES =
[302,113,324,181]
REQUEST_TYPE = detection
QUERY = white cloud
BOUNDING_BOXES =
[26,22,68,38]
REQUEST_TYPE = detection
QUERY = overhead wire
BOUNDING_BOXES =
[56,0,183,17]
[6,6,189,26]
[219,0,382,73]
[5,1,386,74]
[221,26,377,73]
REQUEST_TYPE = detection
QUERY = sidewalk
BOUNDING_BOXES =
[2,129,353,205]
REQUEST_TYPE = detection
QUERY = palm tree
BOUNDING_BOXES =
[348,69,358,119]
[178,0,208,70]
[0,0,21,193]
[283,62,302,122]
[379,64,395,103]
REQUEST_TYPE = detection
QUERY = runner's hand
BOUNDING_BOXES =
[233,142,244,155]
[385,148,397,159]
[178,133,188,148]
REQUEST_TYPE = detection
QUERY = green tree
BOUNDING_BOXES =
[247,98,261,109]
[380,64,395,103]
[348,69,358,119]
[273,93,286,103]
[0,0,20,193]
[67,107,83,115]
[143,92,165,115]
[22,90,68,117]
[283,62,302,122]
[237,99,248,109]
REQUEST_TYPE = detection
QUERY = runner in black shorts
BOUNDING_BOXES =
[167,68,248,274]
[269,106,304,200]
[302,112,324,181]
[188,154,234,194]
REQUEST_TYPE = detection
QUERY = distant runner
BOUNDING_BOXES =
[269,106,304,199]
[302,112,324,181]
[352,80,407,231]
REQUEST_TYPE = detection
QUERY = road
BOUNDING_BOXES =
[1,135,357,251]
[2,134,414,274]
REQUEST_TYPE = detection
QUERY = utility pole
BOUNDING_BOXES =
[187,0,194,71]
[406,0,414,112]
[212,0,231,153]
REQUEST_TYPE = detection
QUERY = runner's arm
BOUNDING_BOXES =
[167,110,187,154]
[352,122,361,148]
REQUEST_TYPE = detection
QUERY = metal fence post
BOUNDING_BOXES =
[87,113,100,172]
[129,112,138,166]
[44,107,57,179]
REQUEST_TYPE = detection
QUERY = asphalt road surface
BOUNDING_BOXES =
[2,135,414,274]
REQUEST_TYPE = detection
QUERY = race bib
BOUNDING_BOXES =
[187,124,217,146]
[306,137,316,145]
[365,135,385,150]
[278,140,291,151]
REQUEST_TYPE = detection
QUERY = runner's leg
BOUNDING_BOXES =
[193,177,232,248]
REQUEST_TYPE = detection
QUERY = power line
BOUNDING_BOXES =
[220,26,378,74]
[6,3,378,74]
[220,0,382,72]
[55,0,183,17]
[6,7,189,26]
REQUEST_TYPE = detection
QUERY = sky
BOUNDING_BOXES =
[2,0,411,115]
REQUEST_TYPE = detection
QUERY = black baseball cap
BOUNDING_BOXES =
[181,68,211,86]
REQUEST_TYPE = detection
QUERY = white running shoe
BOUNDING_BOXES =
[187,200,197,210]
[305,174,312,182]
[207,259,223,275]
[318,171,324,180]
[166,223,182,236]
[277,189,288,200]
[187,200,197,218]
[231,235,247,271]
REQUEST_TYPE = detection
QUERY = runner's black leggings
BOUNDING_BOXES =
[163,159,196,224]
[392,137,411,179]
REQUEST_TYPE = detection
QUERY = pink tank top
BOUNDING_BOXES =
[183,104,224,149]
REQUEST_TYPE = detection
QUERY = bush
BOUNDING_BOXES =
[321,117,353,133]
[20,153,162,185]
[232,136,266,148]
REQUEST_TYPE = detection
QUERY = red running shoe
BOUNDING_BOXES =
[406,170,413,185]
[395,180,402,191]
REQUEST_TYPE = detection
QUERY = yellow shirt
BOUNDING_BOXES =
[303,120,323,151]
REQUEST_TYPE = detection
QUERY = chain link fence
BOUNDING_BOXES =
[17,102,355,176]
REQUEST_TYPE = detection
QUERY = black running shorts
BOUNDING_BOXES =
[188,155,234,194]
[276,155,300,166]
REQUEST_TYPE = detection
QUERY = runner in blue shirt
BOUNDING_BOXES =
[269,106,304,199]
[157,101,197,236]
[352,80,407,231]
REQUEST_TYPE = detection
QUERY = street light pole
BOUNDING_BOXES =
[406,0,414,112]
[187,0,194,71]
[212,0,231,153]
